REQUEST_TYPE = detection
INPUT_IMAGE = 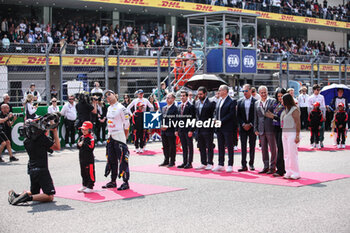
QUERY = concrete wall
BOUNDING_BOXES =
[307,28,347,50]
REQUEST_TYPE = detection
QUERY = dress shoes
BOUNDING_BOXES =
[177,163,186,169]
[167,163,175,168]
[266,169,276,174]
[273,173,283,177]
[238,167,248,172]
[159,162,169,167]
[258,168,269,174]
[184,164,193,169]
[249,165,255,171]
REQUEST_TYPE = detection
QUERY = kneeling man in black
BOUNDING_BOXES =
[8,117,60,205]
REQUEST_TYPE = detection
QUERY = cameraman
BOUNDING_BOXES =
[76,93,97,137]
[0,104,18,162]
[8,118,61,205]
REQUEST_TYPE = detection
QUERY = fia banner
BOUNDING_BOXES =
[225,48,240,73]
[242,49,257,73]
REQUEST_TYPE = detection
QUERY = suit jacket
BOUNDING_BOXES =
[195,98,216,133]
[254,98,276,135]
[161,103,178,136]
[177,101,195,133]
[237,97,256,130]
[215,96,237,132]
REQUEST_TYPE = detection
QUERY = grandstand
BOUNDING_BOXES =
[0,0,350,105]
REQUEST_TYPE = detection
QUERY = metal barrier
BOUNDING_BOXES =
[0,44,51,106]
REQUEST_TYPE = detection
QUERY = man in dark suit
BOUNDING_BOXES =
[195,87,216,170]
[254,86,277,174]
[212,85,237,173]
[159,93,178,167]
[237,84,257,172]
[175,90,195,169]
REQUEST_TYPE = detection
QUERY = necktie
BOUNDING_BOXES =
[181,104,185,115]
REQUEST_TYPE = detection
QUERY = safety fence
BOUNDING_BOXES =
[1,44,350,105]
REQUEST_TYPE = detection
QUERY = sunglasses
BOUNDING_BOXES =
[105,92,113,97]
[242,90,249,93]
[52,101,57,102]
[69,98,74,100]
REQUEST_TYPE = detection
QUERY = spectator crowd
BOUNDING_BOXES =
[177,0,350,22]
[1,11,350,58]
[257,36,350,60]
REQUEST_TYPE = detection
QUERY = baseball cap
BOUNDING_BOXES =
[338,102,344,107]
[313,102,320,107]
[137,102,144,107]
[136,89,144,94]
[103,89,115,96]
[79,121,93,130]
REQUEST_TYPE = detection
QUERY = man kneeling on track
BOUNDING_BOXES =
[8,113,61,205]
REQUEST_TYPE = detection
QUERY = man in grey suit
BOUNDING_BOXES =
[254,86,277,174]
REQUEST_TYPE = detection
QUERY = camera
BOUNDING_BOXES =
[19,112,61,140]
[91,93,102,102]
[12,113,24,118]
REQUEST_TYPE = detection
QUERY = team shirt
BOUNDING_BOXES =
[107,102,130,144]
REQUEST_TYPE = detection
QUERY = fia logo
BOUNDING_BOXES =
[243,55,255,68]
[144,112,161,129]
[227,54,239,68]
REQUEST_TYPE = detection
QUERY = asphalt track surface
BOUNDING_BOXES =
[1,131,349,233]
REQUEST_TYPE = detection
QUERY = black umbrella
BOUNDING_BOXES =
[184,74,227,91]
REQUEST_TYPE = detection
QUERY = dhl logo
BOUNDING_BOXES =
[0,57,6,64]
[27,57,52,65]
[321,65,336,71]
[305,18,318,24]
[73,58,98,65]
[195,4,213,12]
[153,59,175,67]
[325,20,337,26]
[257,12,272,19]
[227,8,243,13]
[160,1,181,8]
[300,64,311,70]
[257,63,265,69]
[281,15,296,22]
[122,0,146,4]
[274,63,287,69]
[119,58,138,66]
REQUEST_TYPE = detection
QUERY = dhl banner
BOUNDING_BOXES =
[62,56,104,66]
[108,57,175,67]
[2,55,350,72]
[257,61,349,72]
[0,55,59,66]
[82,0,350,30]
[0,55,175,67]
